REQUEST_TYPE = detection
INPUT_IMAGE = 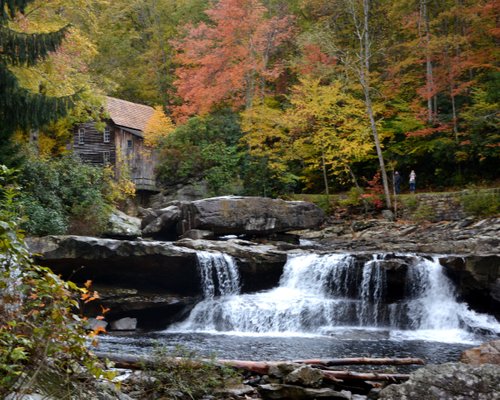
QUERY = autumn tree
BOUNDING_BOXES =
[285,77,371,195]
[0,0,75,165]
[144,106,175,147]
[91,0,209,106]
[241,98,299,195]
[172,0,294,120]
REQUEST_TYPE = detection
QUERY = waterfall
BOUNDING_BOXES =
[169,252,500,341]
[196,251,240,298]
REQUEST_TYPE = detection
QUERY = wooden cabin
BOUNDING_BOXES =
[71,97,158,191]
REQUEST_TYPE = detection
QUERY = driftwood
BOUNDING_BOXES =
[293,357,425,366]
[96,351,416,382]
[323,370,410,382]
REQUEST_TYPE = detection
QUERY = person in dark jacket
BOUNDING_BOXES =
[394,171,402,194]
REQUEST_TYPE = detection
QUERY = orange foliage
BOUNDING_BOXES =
[172,0,294,121]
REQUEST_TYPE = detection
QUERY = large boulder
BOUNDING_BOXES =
[378,362,500,400]
[26,235,200,294]
[103,209,141,239]
[178,196,325,236]
[439,255,500,318]
[460,340,500,365]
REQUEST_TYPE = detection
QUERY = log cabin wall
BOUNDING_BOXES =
[72,123,157,190]
[72,122,116,166]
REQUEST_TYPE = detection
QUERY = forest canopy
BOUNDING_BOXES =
[1,0,499,201]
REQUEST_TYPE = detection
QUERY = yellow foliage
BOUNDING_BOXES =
[102,165,136,204]
[285,77,373,182]
[241,100,296,182]
[144,106,175,147]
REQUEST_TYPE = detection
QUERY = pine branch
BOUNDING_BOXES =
[0,25,71,66]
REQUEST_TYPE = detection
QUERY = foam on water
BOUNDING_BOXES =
[167,252,500,343]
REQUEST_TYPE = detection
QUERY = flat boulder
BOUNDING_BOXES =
[378,362,500,400]
[178,196,325,236]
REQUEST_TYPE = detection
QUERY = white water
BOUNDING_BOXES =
[168,253,500,343]
[196,251,240,298]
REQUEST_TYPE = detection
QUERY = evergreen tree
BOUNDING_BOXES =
[0,0,74,165]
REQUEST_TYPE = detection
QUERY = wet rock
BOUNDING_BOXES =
[284,365,324,388]
[439,255,500,318]
[110,317,137,331]
[182,229,214,240]
[86,317,108,331]
[83,286,197,330]
[258,383,351,400]
[176,238,288,292]
[26,236,200,294]
[378,362,500,400]
[141,205,181,240]
[460,340,500,365]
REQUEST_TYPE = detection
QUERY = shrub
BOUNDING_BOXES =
[156,111,242,195]
[17,155,119,235]
[461,189,500,217]
[140,346,242,400]
[0,166,111,398]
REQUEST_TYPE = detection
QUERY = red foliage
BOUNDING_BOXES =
[172,0,294,121]
[362,172,384,209]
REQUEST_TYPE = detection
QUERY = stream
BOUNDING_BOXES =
[96,251,500,364]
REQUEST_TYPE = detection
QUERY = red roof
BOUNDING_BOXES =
[106,97,154,134]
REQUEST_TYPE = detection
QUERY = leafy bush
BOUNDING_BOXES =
[0,166,111,398]
[17,155,120,236]
[156,111,242,195]
[140,346,241,400]
[461,189,500,217]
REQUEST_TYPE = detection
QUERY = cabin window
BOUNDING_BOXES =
[102,151,110,164]
[127,140,133,149]
[78,128,85,145]
[103,127,111,143]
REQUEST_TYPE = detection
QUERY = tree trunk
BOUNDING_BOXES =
[359,0,392,209]
[420,0,435,123]
[321,150,330,196]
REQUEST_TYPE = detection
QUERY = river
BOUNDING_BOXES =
[96,251,500,364]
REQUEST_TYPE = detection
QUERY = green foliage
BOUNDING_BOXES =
[18,155,113,236]
[156,110,242,195]
[0,166,110,398]
[411,203,437,222]
[140,346,241,400]
[461,189,500,218]
[402,195,418,211]
[0,0,74,165]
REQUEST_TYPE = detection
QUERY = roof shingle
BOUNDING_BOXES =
[106,97,154,135]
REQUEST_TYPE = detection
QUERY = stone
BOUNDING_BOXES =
[181,229,214,240]
[460,340,500,365]
[381,209,395,221]
[215,384,255,397]
[258,384,351,400]
[141,205,181,239]
[104,209,141,239]
[268,363,302,379]
[110,317,137,331]
[178,196,325,236]
[378,362,500,400]
[86,317,108,331]
[284,365,324,388]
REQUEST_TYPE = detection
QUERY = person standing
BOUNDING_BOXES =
[394,171,401,194]
[409,170,416,193]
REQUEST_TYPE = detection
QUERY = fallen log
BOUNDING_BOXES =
[95,352,411,382]
[323,370,410,382]
[293,357,424,366]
